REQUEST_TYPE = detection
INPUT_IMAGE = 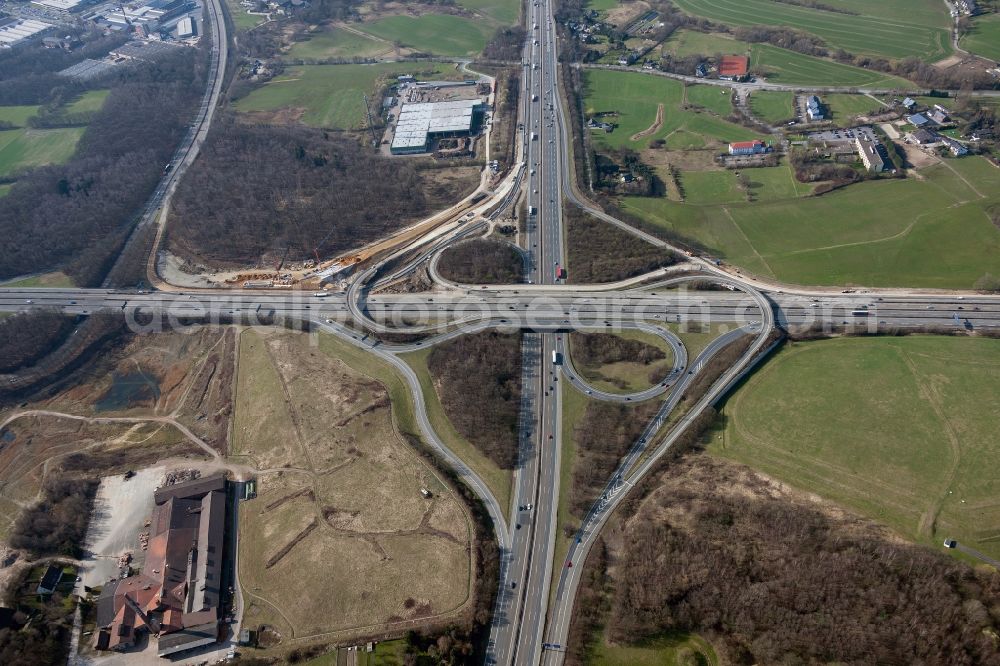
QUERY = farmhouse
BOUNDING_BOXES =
[728,140,769,156]
[93,474,229,657]
[855,137,886,173]
[911,129,938,144]
[806,95,825,121]
[908,113,932,127]
[718,55,749,82]
[942,136,968,156]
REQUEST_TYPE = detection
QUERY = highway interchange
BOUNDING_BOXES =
[4,0,1000,663]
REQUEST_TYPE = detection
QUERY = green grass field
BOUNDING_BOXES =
[285,27,390,60]
[585,70,755,149]
[357,14,495,57]
[235,62,463,129]
[671,0,952,61]
[0,127,84,178]
[662,29,914,87]
[65,89,109,115]
[748,90,795,124]
[711,336,1000,561]
[751,43,913,88]
[569,329,676,394]
[225,0,265,30]
[679,165,814,205]
[0,105,40,128]
[822,93,886,123]
[961,12,1000,62]
[685,84,733,116]
[588,0,620,10]
[625,156,1000,288]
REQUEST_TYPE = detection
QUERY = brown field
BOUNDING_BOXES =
[0,328,236,542]
[236,329,473,644]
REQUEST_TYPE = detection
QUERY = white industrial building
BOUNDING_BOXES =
[31,0,89,11]
[391,99,483,155]
[176,16,194,37]
[0,17,53,48]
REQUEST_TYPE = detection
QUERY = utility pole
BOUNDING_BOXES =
[362,94,378,148]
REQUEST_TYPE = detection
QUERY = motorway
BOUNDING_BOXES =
[506,0,566,664]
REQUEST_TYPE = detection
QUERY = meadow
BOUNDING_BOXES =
[356,14,495,57]
[711,336,1000,561]
[235,62,464,129]
[0,127,84,178]
[671,0,952,61]
[625,156,1000,288]
[961,12,1000,63]
[678,165,814,205]
[584,70,756,150]
[285,27,391,60]
[822,93,886,123]
[748,90,795,124]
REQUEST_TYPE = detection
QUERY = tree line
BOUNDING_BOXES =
[569,331,665,367]
[0,311,76,374]
[0,47,209,285]
[426,331,522,469]
[167,119,479,268]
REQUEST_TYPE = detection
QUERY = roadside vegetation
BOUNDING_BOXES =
[425,331,522,470]
[0,311,76,374]
[568,453,1000,665]
[168,119,479,268]
[437,238,524,284]
[565,205,676,283]
[568,330,672,393]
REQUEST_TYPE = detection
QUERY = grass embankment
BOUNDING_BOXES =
[400,347,513,515]
[235,62,465,129]
[669,0,952,61]
[711,335,1000,561]
[625,155,1000,288]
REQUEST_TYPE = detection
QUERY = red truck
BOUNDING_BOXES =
[555,264,567,280]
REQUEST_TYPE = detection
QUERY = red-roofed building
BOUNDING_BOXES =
[728,140,769,155]
[94,473,228,657]
[719,55,749,81]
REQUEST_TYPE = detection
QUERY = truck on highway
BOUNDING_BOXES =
[528,205,537,215]
[532,94,539,101]
[851,309,870,316]
[555,264,567,280]
[313,292,330,297]
[531,132,538,141]
[552,350,561,365]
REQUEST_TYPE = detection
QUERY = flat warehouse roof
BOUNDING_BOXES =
[391,99,482,152]
[32,0,87,9]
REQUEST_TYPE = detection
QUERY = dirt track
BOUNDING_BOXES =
[630,103,664,141]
